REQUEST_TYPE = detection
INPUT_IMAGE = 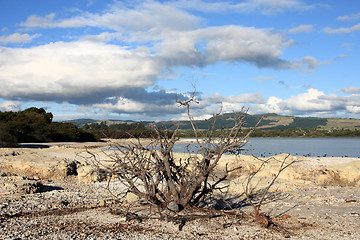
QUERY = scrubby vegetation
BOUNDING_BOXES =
[155,112,360,136]
[83,121,173,139]
[0,107,97,147]
[172,127,360,138]
[83,121,146,131]
[155,112,273,130]
[68,112,360,138]
[247,128,360,138]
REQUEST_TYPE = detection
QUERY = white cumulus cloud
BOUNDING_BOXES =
[289,24,314,34]
[0,101,21,112]
[0,33,40,44]
[254,88,360,116]
[324,23,360,34]
[0,1,331,119]
[337,12,360,22]
[0,41,161,104]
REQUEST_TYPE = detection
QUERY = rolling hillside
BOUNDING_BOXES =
[155,113,360,131]
[66,113,360,131]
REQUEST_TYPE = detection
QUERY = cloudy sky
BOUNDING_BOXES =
[0,0,359,121]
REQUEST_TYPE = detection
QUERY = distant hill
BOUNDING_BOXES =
[65,119,98,127]
[260,114,360,130]
[66,113,360,131]
[154,113,360,131]
[65,119,139,127]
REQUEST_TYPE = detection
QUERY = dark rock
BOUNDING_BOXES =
[66,161,79,176]
[61,200,70,206]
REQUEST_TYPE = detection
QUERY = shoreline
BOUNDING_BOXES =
[1,140,359,184]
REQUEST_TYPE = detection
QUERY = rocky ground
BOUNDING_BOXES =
[0,140,359,239]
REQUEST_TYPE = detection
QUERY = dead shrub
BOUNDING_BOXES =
[84,95,295,228]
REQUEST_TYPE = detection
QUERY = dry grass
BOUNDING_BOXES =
[318,118,360,130]
[258,115,294,129]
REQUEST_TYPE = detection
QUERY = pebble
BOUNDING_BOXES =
[99,199,106,207]
[167,201,180,212]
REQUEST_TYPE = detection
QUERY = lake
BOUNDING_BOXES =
[174,137,360,158]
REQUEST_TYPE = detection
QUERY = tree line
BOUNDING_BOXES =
[83,121,173,139]
[0,107,97,147]
[2,107,359,148]
[0,107,172,147]
[175,128,360,138]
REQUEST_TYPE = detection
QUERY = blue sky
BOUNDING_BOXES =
[0,0,359,121]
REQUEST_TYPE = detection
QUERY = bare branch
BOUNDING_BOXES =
[84,92,269,218]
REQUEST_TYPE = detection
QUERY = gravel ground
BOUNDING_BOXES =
[1,142,359,239]
[1,179,359,240]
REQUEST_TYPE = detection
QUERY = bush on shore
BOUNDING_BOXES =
[0,107,97,147]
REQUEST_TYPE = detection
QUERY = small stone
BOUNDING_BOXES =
[282,214,291,220]
[167,201,180,213]
[125,192,139,203]
[99,200,106,207]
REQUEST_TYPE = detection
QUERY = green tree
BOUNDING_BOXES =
[0,107,97,146]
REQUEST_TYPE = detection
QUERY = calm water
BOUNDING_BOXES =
[174,137,360,158]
